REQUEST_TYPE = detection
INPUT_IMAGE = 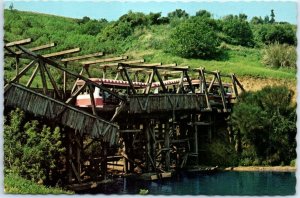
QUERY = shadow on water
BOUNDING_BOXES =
[79,171,296,195]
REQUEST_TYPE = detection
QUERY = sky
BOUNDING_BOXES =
[3,0,298,24]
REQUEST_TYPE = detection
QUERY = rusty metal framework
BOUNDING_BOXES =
[4,38,244,189]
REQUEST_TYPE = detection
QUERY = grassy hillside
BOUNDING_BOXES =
[4,9,296,81]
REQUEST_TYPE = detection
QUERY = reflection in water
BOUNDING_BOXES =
[85,171,296,195]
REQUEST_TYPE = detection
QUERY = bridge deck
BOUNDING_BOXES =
[5,83,118,144]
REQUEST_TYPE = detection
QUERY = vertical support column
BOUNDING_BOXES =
[67,129,73,184]
[193,114,199,163]
[63,62,68,99]
[145,122,151,172]
[208,113,212,143]
[164,120,170,171]
[76,134,82,179]
[101,141,108,179]
[15,56,20,83]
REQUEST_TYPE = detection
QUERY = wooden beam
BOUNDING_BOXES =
[184,70,195,93]
[88,85,97,115]
[43,48,80,58]
[26,64,39,87]
[199,68,211,110]
[231,74,239,98]
[43,63,62,98]
[39,61,48,95]
[122,68,136,94]
[81,56,128,65]
[119,63,189,71]
[5,38,32,47]
[99,59,145,68]
[15,44,126,101]
[154,68,167,93]
[4,60,37,92]
[216,71,227,112]
[132,62,162,67]
[16,43,56,54]
[61,52,104,62]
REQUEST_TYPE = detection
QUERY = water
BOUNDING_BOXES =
[86,171,296,195]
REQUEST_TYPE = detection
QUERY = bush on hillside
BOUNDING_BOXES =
[167,9,189,19]
[4,109,65,183]
[232,86,296,166]
[254,23,296,45]
[262,43,296,68]
[167,17,220,59]
[221,15,254,47]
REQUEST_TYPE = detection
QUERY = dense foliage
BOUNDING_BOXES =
[221,15,254,47]
[4,109,65,184]
[168,17,220,58]
[232,86,296,166]
[4,173,73,194]
[262,43,296,68]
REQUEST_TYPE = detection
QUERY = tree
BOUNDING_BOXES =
[250,16,264,24]
[221,15,254,46]
[195,10,212,18]
[270,9,275,23]
[9,3,14,11]
[168,9,189,19]
[4,109,65,183]
[168,17,220,59]
[232,86,296,165]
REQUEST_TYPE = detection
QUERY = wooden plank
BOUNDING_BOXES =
[154,68,167,93]
[132,62,162,67]
[199,68,211,110]
[4,60,37,92]
[5,38,31,47]
[15,44,126,101]
[43,63,61,98]
[26,64,39,87]
[88,85,97,115]
[39,61,48,95]
[119,129,142,133]
[61,52,104,62]
[99,59,145,68]
[81,56,128,65]
[16,43,56,54]
[231,74,239,98]
[43,48,80,58]
[184,70,195,93]
[119,63,189,71]
[122,68,137,94]
[216,71,227,112]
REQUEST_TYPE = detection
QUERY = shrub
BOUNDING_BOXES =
[221,15,254,47]
[262,43,296,68]
[232,86,296,166]
[254,24,296,45]
[290,159,296,167]
[167,17,220,59]
[4,109,65,183]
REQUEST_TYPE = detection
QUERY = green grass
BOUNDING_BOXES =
[4,173,74,194]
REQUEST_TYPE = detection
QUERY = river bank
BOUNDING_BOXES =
[224,166,296,172]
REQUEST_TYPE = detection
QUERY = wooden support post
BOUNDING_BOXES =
[207,75,216,93]
[199,69,211,110]
[4,60,36,92]
[88,85,97,115]
[63,62,67,98]
[71,68,84,94]
[193,114,199,163]
[76,134,82,178]
[176,72,184,94]
[39,61,48,95]
[101,141,108,179]
[145,123,151,171]
[216,71,227,112]
[67,129,73,184]
[164,121,170,171]
[43,63,62,99]
[154,68,167,93]
[184,70,195,93]
[122,67,136,94]
[144,70,155,94]
[15,56,20,83]
[26,64,39,87]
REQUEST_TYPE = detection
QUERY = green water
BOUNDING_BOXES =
[88,171,296,195]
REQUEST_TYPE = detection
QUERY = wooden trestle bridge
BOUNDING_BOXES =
[4,38,245,188]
